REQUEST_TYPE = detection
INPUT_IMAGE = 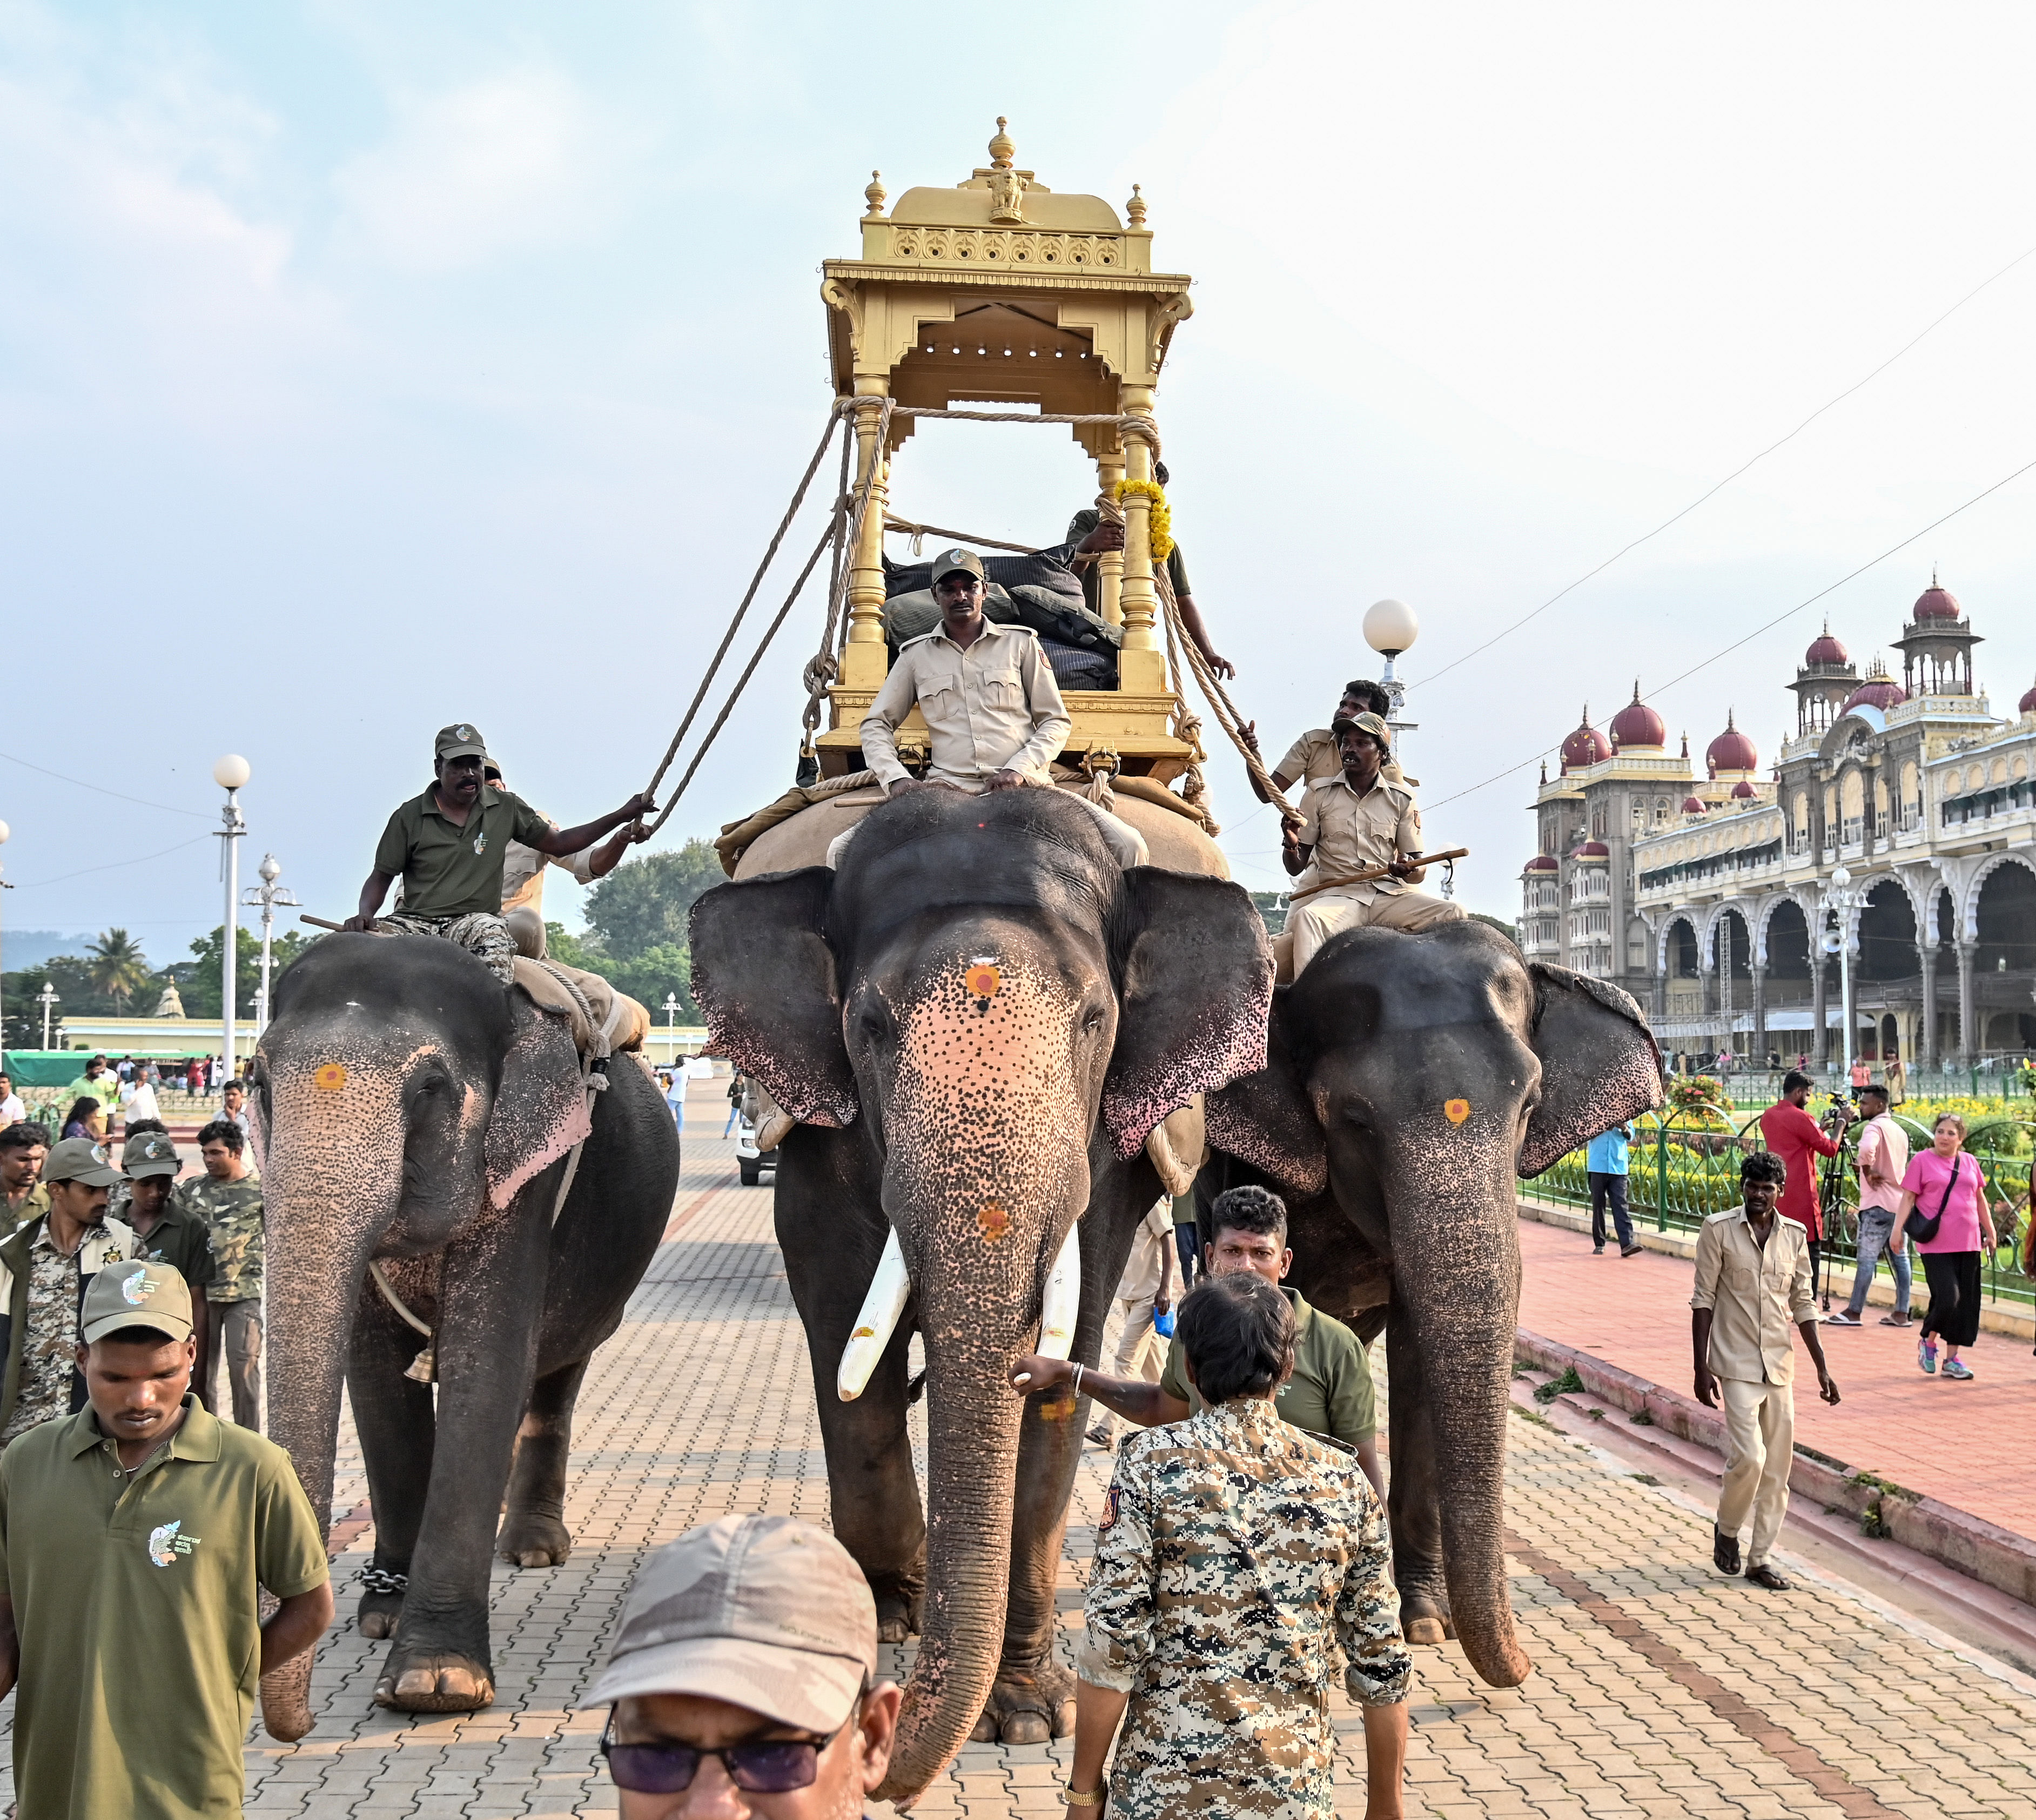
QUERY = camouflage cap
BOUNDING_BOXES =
[81,1260,194,1346]
[435,722,488,763]
[41,1136,123,1188]
[122,1130,183,1179]
[928,547,985,586]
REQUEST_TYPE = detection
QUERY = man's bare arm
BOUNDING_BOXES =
[585,822,648,881]
[343,869,395,932]
[537,794,655,857]
[1362,1700,1409,1820]
[1175,593,1234,680]
[260,1582,335,1675]
[0,1595,16,1700]
[1010,1353,1190,1427]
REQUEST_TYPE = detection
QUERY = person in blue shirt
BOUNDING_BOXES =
[1586,1122,1641,1256]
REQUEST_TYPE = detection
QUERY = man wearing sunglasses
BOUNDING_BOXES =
[582,1513,902,1817]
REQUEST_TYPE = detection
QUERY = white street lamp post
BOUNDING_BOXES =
[663,992,679,1065]
[213,756,251,1083]
[242,852,300,1038]
[1825,865,1857,1081]
[1362,598,1421,747]
[37,983,59,1050]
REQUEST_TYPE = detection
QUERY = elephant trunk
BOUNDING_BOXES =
[257,1083,406,1739]
[1385,1144,1533,1689]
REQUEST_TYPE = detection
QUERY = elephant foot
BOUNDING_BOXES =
[874,1588,919,1646]
[358,1592,403,1641]
[1401,1586,1456,1646]
[969,1659,1076,1745]
[373,1648,495,1712]
[497,1512,573,1569]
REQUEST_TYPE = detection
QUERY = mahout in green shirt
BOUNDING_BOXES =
[1160,1286,1376,1445]
[373,782,550,919]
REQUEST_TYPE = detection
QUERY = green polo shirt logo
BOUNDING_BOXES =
[148,1519,201,1565]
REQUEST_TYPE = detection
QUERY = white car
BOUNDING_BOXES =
[736,1113,778,1187]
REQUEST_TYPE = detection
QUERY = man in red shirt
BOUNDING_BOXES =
[1758,1071,1852,1293]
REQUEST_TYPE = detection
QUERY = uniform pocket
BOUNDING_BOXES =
[982,674,1026,710]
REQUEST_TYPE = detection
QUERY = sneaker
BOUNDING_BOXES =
[1942,1359,1974,1380]
[1878,1312,1911,1327]
[1823,1311,1862,1326]
[1621,1245,1644,1258]
[1591,1245,1604,1255]
[1918,1338,1938,1375]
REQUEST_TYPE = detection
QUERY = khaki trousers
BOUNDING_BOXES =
[1288,887,1467,974]
[206,1298,263,1432]
[1716,1376,1793,1568]
[1090,1295,1165,1442]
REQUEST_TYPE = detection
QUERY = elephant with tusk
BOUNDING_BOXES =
[1204,918,1663,1686]
[689,784,1272,1805]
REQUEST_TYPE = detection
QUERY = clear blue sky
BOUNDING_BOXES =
[5,1,2035,964]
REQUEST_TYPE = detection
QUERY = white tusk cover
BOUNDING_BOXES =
[1036,1224,1082,1360]
[837,1227,912,1402]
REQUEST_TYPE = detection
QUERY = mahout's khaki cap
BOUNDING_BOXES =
[435,723,488,763]
[41,1137,122,1188]
[928,547,985,586]
[82,1260,194,1346]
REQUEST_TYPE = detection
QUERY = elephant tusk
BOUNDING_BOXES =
[837,1228,912,1402]
[1036,1224,1081,1360]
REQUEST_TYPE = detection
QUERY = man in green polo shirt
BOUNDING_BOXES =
[0,1259,332,1818]
[1011,1184,1383,1497]
[344,722,654,983]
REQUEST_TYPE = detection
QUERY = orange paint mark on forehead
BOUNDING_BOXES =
[314,1064,347,1092]
[978,1204,1011,1243]
[964,962,1002,1000]
[1444,1098,1470,1125]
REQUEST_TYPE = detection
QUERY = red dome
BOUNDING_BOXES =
[1560,707,1611,771]
[1573,841,1609,858]
[1730,780,1757,800]
[1610,682,1665,749]
[1705,710,1758,774]
[1843,659,1906,715]
[1524,855,1559,872]
[1682,795,1708,814]
[1804,621,1849,666]
[1912,582,1962,621]
[2020,677,2036,715]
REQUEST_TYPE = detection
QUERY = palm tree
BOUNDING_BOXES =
[87,928,152,1009]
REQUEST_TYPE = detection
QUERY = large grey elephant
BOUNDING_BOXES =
[1205,919,1662,1687]
[690,784,1271,1804]
[251,933,679,1736]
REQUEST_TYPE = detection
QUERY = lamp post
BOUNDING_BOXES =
[37,983,59,1050]
[1362,598,1420,748]
[663,992,679,1068]
[242,852,300,1037]
[1824,865,1858,1081]
[213,755,251,1082]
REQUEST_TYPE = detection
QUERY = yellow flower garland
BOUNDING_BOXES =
[1112,477,1173,561]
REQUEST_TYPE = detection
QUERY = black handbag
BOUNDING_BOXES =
[1904,1154,1964,1245]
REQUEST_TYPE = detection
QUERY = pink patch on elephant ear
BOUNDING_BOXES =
[485,999,595,1211]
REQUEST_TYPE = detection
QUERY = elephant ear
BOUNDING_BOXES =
[689,870,858,1128]
[1203,991,1328,1197]
[1104,869,1273,1159]
[486,991,594,1211]
[1518,962,1663,1177]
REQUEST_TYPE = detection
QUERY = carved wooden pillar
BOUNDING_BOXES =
[1115,384,1165,692]
[1094,447,1125,629]
[838,385,892,691]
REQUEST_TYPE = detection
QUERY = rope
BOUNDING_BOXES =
[883,514,1036,555]
[799,397,896,742]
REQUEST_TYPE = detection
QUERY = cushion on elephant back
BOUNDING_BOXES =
[883,543,1086,604]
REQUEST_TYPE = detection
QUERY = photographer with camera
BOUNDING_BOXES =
[1758,1071,1852,1291]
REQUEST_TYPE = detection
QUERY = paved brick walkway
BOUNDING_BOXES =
[9,1086,2036,1816]
[1516,1214,2036,1537]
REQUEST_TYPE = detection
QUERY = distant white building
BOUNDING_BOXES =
[1524,580,2036,1067]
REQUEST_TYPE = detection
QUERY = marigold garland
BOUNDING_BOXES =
[1112,477,1173,561]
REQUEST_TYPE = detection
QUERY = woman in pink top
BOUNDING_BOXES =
[1894,1113,1998,1380]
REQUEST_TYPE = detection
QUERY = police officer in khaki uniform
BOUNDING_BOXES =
[843,548,1148,868]
[1283,712,1463,975]
[1246,679,1416,800]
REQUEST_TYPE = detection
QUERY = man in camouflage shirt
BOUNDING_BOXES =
[174,1118,264,1428]
[1069,1274,1409,1819]
[0,1139,134,1448]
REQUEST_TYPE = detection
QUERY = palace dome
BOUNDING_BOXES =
[1560,708,1611,771]
[1523,855,1559,872]
[1804,622,1849,666]
[1610,682,1666,750]
[1730,780,1757,800]
[1912,582,1962,621]
[1573,841,1609,858]
[1705,710,1758,775]
[1682,795,1708,815]
[2020,677,2036,715]
[1843,658,1906,714]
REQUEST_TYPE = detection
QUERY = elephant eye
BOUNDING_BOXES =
[1081,1008,1106,1036]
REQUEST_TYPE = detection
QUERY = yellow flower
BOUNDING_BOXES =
[1112,478,1174,561]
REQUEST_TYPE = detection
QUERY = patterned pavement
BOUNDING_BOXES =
[6,1080,2036,1816]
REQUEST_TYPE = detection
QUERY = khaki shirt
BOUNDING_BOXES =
[1690,1208,1816,1385]
[0,1397,328,1820]
[373,783,550,919]
[860,619,1072,791]
[1275,727,1413,789]
[501,817,600,916]
[1115,1202,1177,1305]
[1293,773,1425,903]
[1160,1288,1376,1445]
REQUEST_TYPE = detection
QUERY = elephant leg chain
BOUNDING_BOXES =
[359,1564,409,1597]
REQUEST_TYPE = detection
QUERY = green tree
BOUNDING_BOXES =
[1248,890,1287,935]
[170,926,318,1019]
[86,929,152,1008]
[582,842,725,956]
[1469,912,1519,948]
